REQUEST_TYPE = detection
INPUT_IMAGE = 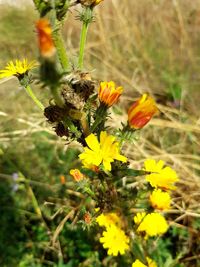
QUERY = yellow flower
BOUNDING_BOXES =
[144,159,179,190]
[96,213,122,228]
[0,59,37,79]
[79,131,127,171]
[98,81,123,107]
[70,169,85,182]
[100,224,129,256]
[150,189,171,210]
[132,259,147,267]
[134,212,168,237]
[133,212,146,225]
[146,257,157,267]
[132,258,157,267]
[128,94,158,129]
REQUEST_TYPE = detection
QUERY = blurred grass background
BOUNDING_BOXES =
[0,0,200,266]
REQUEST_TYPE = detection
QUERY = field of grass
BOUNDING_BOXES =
[0,0,200,266]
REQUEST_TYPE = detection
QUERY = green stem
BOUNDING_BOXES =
[50,0,69,71]
[90,104,107,132]
[53,29,69,72]
[78,21,89,70]
[51,86,64,107]
[63,117,81,138]
[24,84,44,111]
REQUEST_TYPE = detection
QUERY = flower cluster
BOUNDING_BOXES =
[133,159,179,241]
[96,213,130,256]
[1,1,181,266]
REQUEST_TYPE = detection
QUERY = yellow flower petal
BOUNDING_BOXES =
[79,131,127,171]
[144,159,179,190]
[0,59,37,79]
[85,133,100,152]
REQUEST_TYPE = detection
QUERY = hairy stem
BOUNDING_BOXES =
[51,86,64,107]
[53,29,69,72]
[24,84,44,111]
[78,21,89,70]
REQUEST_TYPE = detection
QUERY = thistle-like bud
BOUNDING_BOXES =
[36,18,56,58]
[98,81,123,107]
[128,94,158,129]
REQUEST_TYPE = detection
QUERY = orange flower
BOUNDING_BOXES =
[78,0,103,7]
[98,81,123,107]
[36,18,56,57]
[70,169,85,182]
[84,212,91,224]
[128,94,158,129]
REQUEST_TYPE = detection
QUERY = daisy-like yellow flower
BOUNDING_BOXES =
[132,258,157,267]
[144,159,179,190]
[133,212,146,225]
[0,59,37,79]
[100,224,130,256]
[96,213,122,228]
[150,189,171,210]
[98,81,123,107]
[134,212,168,237]
[128,94,158,129]
[79,131,127,171]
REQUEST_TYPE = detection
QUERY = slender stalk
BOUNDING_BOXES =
[53,29,69,72]
[80,113,90,136]
[78,21,89,70]
[24,84,44,111]
[50,0,69,72]
[50,86,64,107]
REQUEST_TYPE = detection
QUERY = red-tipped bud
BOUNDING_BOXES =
[128,94,158,129]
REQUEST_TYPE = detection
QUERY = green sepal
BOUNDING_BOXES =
[112,168,147,179]
[131,239,146,263]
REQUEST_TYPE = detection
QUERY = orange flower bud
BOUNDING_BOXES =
[60,175,66,185]
[128,94,158,129]
[98,81,123,107]
[70,169,85,182]
[78,0,103,7]
[36,18,56,57]
[84,212,91,224]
